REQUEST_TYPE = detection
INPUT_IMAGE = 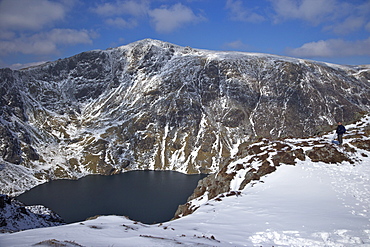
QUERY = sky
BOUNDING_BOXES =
[0,0,370,69]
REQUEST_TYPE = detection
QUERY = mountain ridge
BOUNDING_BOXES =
[0,113,369,246]
[1,39,370,196]
[24,38,369,72]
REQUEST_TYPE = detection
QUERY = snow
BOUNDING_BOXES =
[2,38,369,197]
[1,148,369,246]
[0,195,64,233]
[1,39,370,245]
[2,114,370,245]
[3,114,370,246]
[191,163,369,246]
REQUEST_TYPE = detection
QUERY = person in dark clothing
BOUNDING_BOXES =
[336,122,346,145]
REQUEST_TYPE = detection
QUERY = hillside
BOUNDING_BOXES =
[0,194,64,233]
[1,113,369,246]
[1,39,370,196]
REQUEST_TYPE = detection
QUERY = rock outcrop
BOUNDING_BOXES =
[0,194,64,232]
[174,113,370,219]
[0,39,370,195]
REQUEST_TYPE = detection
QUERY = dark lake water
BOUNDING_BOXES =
[17,170,206,224]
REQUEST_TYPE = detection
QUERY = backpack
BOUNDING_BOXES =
[337,125,346,134]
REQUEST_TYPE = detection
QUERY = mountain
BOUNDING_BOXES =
[174,113,370,219]
[0,39,370,196]
[0,114,369,246]
[0,194,64,232]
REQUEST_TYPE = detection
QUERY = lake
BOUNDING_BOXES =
[17,170,206,224]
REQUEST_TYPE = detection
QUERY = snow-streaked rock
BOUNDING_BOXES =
[175,113,370,221]
[1,39,370,196]
[0,114,369,246]
[0,194,64,233]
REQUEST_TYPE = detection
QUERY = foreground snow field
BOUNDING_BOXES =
[1,159,369,246]
[1,115,370,246]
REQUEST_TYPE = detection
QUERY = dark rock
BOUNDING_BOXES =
[1,39,370,195]
[272,151,296,166]
[305,144,352,164]
[0,194,64,232]
[350,139,370,151]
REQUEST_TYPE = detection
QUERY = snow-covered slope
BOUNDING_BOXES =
[0,195,64,233]
[1,39,370,196]
[0,114,369,246]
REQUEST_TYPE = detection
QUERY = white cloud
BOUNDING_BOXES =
[0,29,94,55]
[9,61,48,70]
[286,37,370,58]
[148,3,205,33]
[270,0,370,35]
[366,22,370,33]
[0,30,15,40]
[225,0,265,23]
[93,1,206,33]
[0,1,97,60]
[91,0,148,30]
[48,29,95,45]
[328,16,365,35]
[223,40,251,50]
[105,18,138,29]
[270,0,335,25]
[324,1,370,35]
[0,39,56,55]
[0,0,67,31]
[92,0,149,17]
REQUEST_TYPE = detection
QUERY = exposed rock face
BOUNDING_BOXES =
[0,194,64,232]
[174,114,370,219]
[0,39,370,195]
[305,144,352,163]
[174,139,303,218]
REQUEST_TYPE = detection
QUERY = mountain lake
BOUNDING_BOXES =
[17,170,207,224]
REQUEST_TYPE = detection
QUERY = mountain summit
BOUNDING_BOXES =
[1,39,369,195]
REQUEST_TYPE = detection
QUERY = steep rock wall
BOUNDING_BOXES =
[0,39,369,195]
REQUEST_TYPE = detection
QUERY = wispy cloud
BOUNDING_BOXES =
[223,40,251,50]
[105,18,138,29]
[91,0,149,17]
[0,0,67,31]
[225,0,370,36]
[91,0,148,29]
[266,0,370,60]
[323,1,370,35]
[0,29,95,55]
[148,3,206,33]
[366,22,370,32]
[286,37,370,58]
[269,0,370,35]
[92,1,205,32]
[326,16,366,35]
[0,0,96,58]
[269,0,335,25]
[9,61,48,70]
[225,0,265,23]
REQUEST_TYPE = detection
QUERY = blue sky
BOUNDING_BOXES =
[1,0,370,69]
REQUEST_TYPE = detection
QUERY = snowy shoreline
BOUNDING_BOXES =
[1,115,369,246]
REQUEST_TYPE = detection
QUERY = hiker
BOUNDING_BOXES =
[336,122,346,145]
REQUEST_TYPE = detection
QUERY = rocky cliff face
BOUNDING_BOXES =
[0,194,64,232]
[1,39,370,195]
[174,113,370,219]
